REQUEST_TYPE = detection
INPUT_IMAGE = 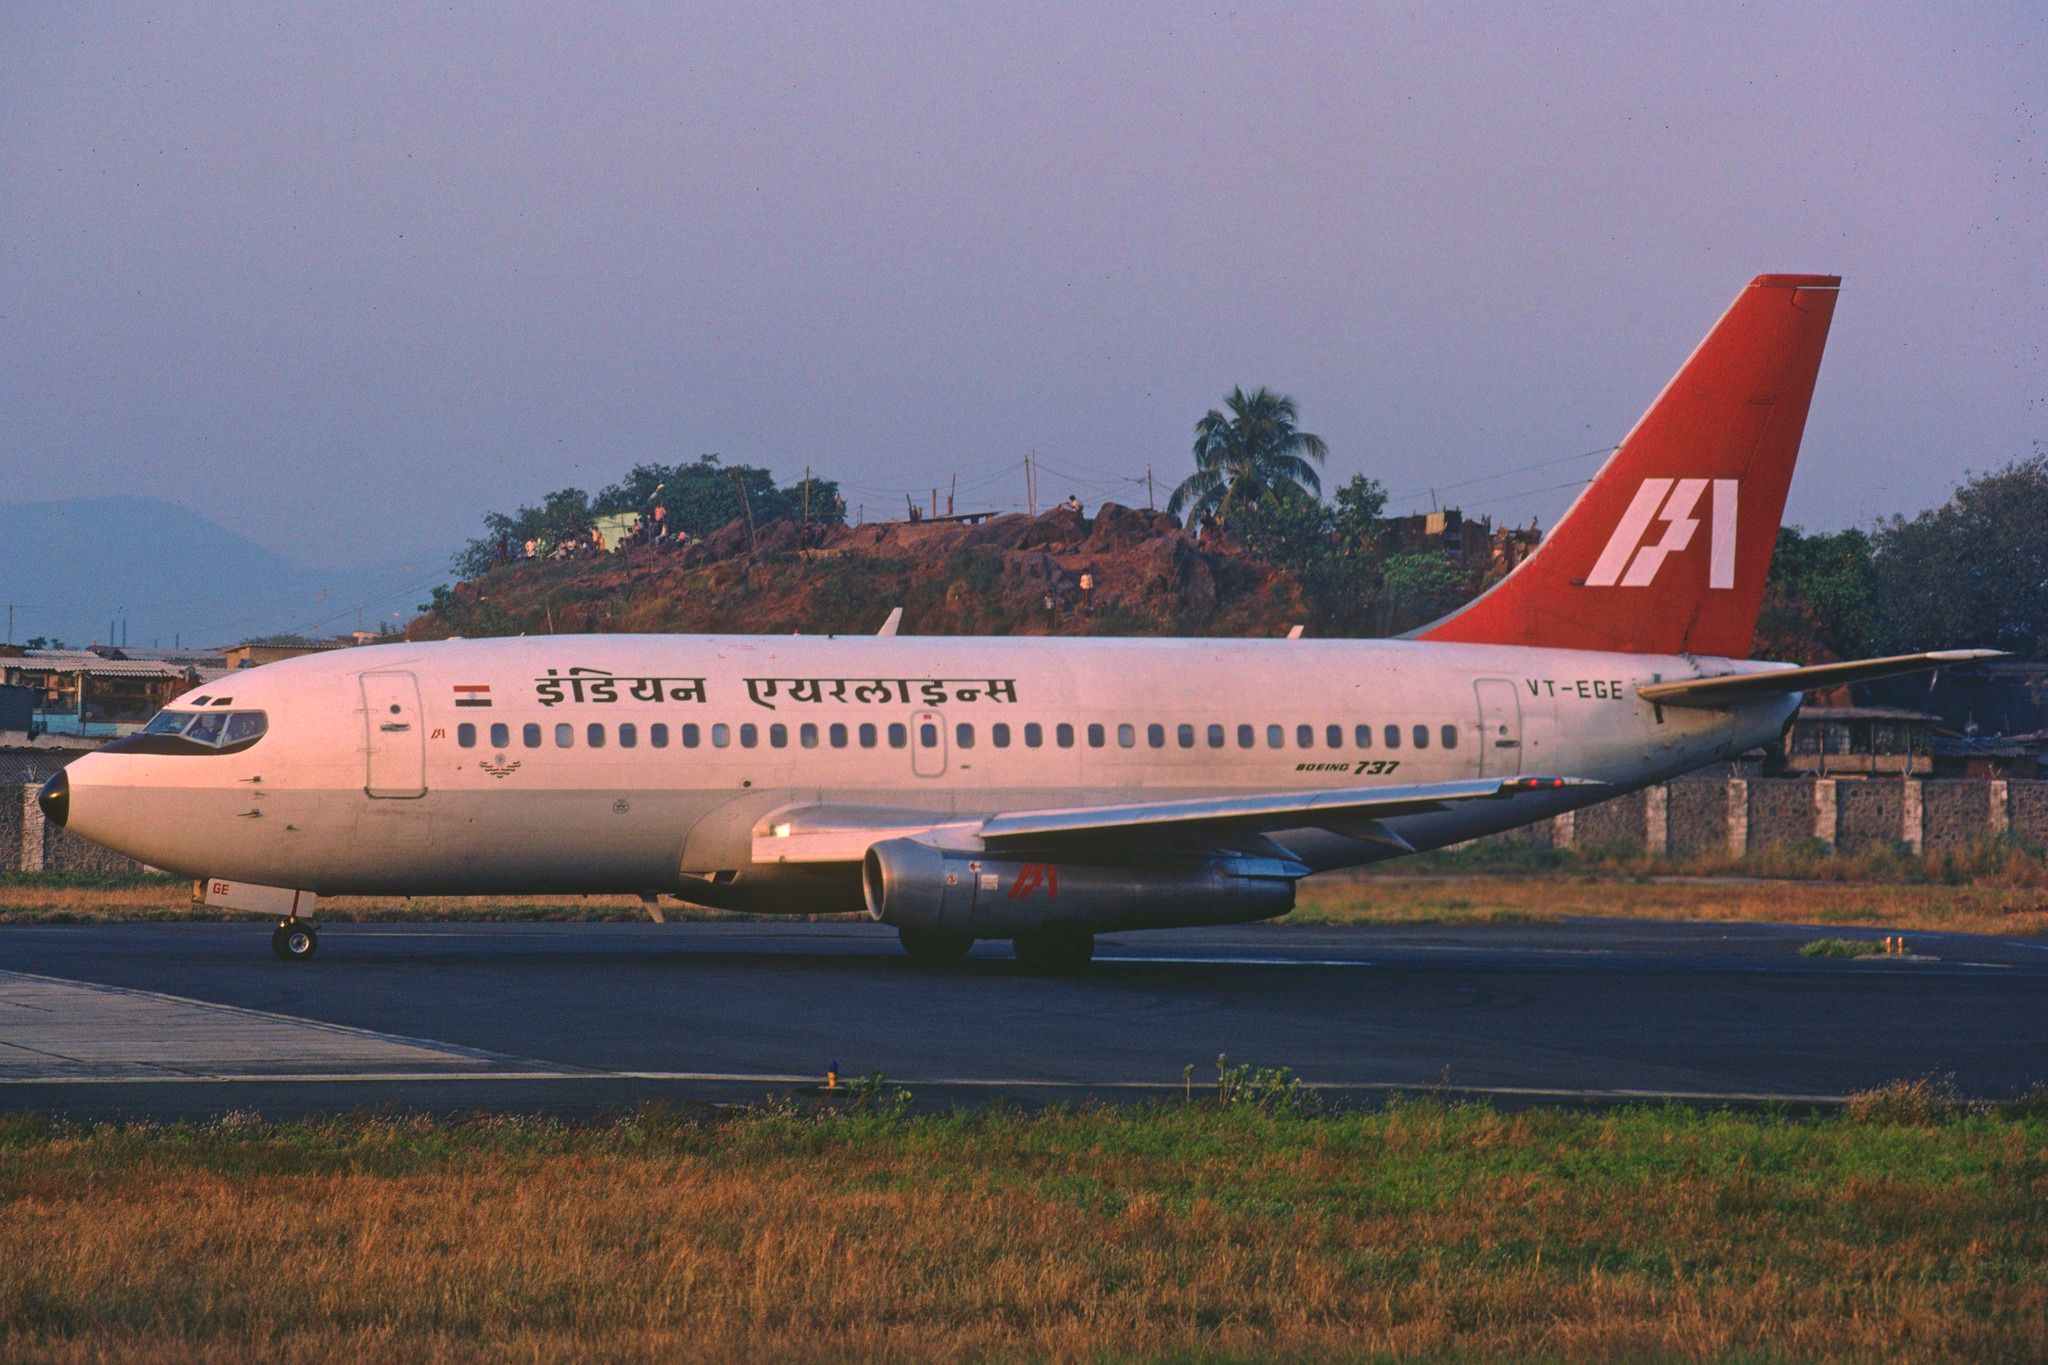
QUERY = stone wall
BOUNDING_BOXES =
[1574,787,1648,850]
[2010,781,2048,847]
[1923,781,1992,853]
[1667,781,1730,858]
[1835,780,1904,854]
[1748,780,1820,851]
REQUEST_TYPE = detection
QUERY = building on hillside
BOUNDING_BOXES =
[0,649,204,738]
[224,636,348,669]
[1386,508,1542,573]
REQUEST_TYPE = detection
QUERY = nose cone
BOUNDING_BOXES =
[38,770,68,827]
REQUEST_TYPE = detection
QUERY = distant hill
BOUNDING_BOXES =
[411,504,1312,641]
[0,496,446,648]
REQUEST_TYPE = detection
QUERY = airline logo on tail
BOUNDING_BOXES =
[1586,478,1740,589]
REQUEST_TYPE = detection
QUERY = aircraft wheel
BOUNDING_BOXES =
[898,927,974,966]
[1012,928,1094,974]
[271,922,319,962]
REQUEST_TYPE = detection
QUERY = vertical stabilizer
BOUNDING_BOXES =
[1416,274,1840,657]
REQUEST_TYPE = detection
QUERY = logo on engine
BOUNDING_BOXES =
[1006,864,1060,899]
[1587,478,1738,589]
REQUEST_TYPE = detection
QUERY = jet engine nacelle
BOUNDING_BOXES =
[861,838,1301,938]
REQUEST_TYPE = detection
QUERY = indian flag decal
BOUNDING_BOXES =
[453,684,492,708]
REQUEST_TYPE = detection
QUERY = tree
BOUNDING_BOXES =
[455,487,593,575]
[1168,387,1328,528]
[1755,526,1877,663]
[1871,452,2048,658]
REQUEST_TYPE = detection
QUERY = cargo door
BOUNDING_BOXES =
[1474,677,1523,778]
[361,671,427,798]
[910,708,948,778]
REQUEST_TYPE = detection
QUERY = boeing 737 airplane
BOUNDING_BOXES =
[39,274,1995,968]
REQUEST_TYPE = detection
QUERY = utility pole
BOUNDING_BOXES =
[947,472,956,518]
[730,470,757,548]
[930,487,938,518]
[1026,451,1036,516]
[3,604,41,645]
[1146,463,1154,510]
[802,465,811,531]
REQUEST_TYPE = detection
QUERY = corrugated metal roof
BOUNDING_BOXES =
[4,652,188,677]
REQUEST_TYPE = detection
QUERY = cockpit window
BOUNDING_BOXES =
[136,709,268,750]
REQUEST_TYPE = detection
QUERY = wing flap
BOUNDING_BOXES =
[1638,650,2003,709]
[750,778,1594,863]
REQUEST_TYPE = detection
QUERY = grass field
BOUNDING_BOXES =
[2,1090,2044,1359]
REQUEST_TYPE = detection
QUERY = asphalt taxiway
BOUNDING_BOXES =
[2,919,2044,1119]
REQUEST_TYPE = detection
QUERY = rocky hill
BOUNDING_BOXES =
[409,503,1315,640]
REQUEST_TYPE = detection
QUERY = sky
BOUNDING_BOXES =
[3,3,2042,596]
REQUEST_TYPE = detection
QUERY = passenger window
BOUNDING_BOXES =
[1178,723,1195,749]
[587,723,606,748]
[1326,724,1342,749]
[555,723,573,748]
[1024,722,1043,748]
[1118,723,1136,748]
[1208,723,1224,748]
[829,723,848,748]
[798,723,817,749]
[523,723,542,748]
[489,722,510,748]
[919,722,939,748]
[956,723,975,749]
[1238,724,1255,749]
[683,723,701,748]
[457,723,477,748]
[1296,724,1314,749]
[1057,723,1075,748]
[1384,725,1400,749]
[740,724,759,748]
[650,724,669,748]
[1441,724,1458,750]
[887,722,907,749]
[618,723,637,749]
[1413,724,1429,749]
[1355,724,1371,749]
[769,724,788,749]
[861,722,880,748]
[1146,723,1164,748]
[710,723,729,748]
[992,723,1011,748]
[1266,724,1283,749]
[1087,723,1105,748]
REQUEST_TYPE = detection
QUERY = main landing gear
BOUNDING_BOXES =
[271,919,319,962]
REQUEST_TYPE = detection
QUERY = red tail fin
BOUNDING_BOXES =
[1416,274,1840,657]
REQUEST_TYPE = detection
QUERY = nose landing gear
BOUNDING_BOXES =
[271,920,319,961]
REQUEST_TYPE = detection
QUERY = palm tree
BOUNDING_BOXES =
[1167,387,1328,528]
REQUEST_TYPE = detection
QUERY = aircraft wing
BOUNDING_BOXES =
[1637,649,2004,709]
[752,776,1594,864]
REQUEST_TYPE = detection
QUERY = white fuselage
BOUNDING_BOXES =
[60,634,1795,904]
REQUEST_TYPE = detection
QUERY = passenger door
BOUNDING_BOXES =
[910,708,948,778]
[361,671,427,798]
[1473,677,1523,778]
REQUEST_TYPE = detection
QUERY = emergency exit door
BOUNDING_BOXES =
[361,671,427,798]
[1474,678,1523,778]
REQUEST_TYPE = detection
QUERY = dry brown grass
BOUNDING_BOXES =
[1,1102,2044,1360]
[1292,873,2048,937]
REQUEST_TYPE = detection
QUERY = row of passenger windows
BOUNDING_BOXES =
[457,719,1460,753]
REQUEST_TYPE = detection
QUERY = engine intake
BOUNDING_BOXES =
[861,839,1300,937]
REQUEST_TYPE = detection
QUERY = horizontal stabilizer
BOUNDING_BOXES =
[1637,650,2004,709]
